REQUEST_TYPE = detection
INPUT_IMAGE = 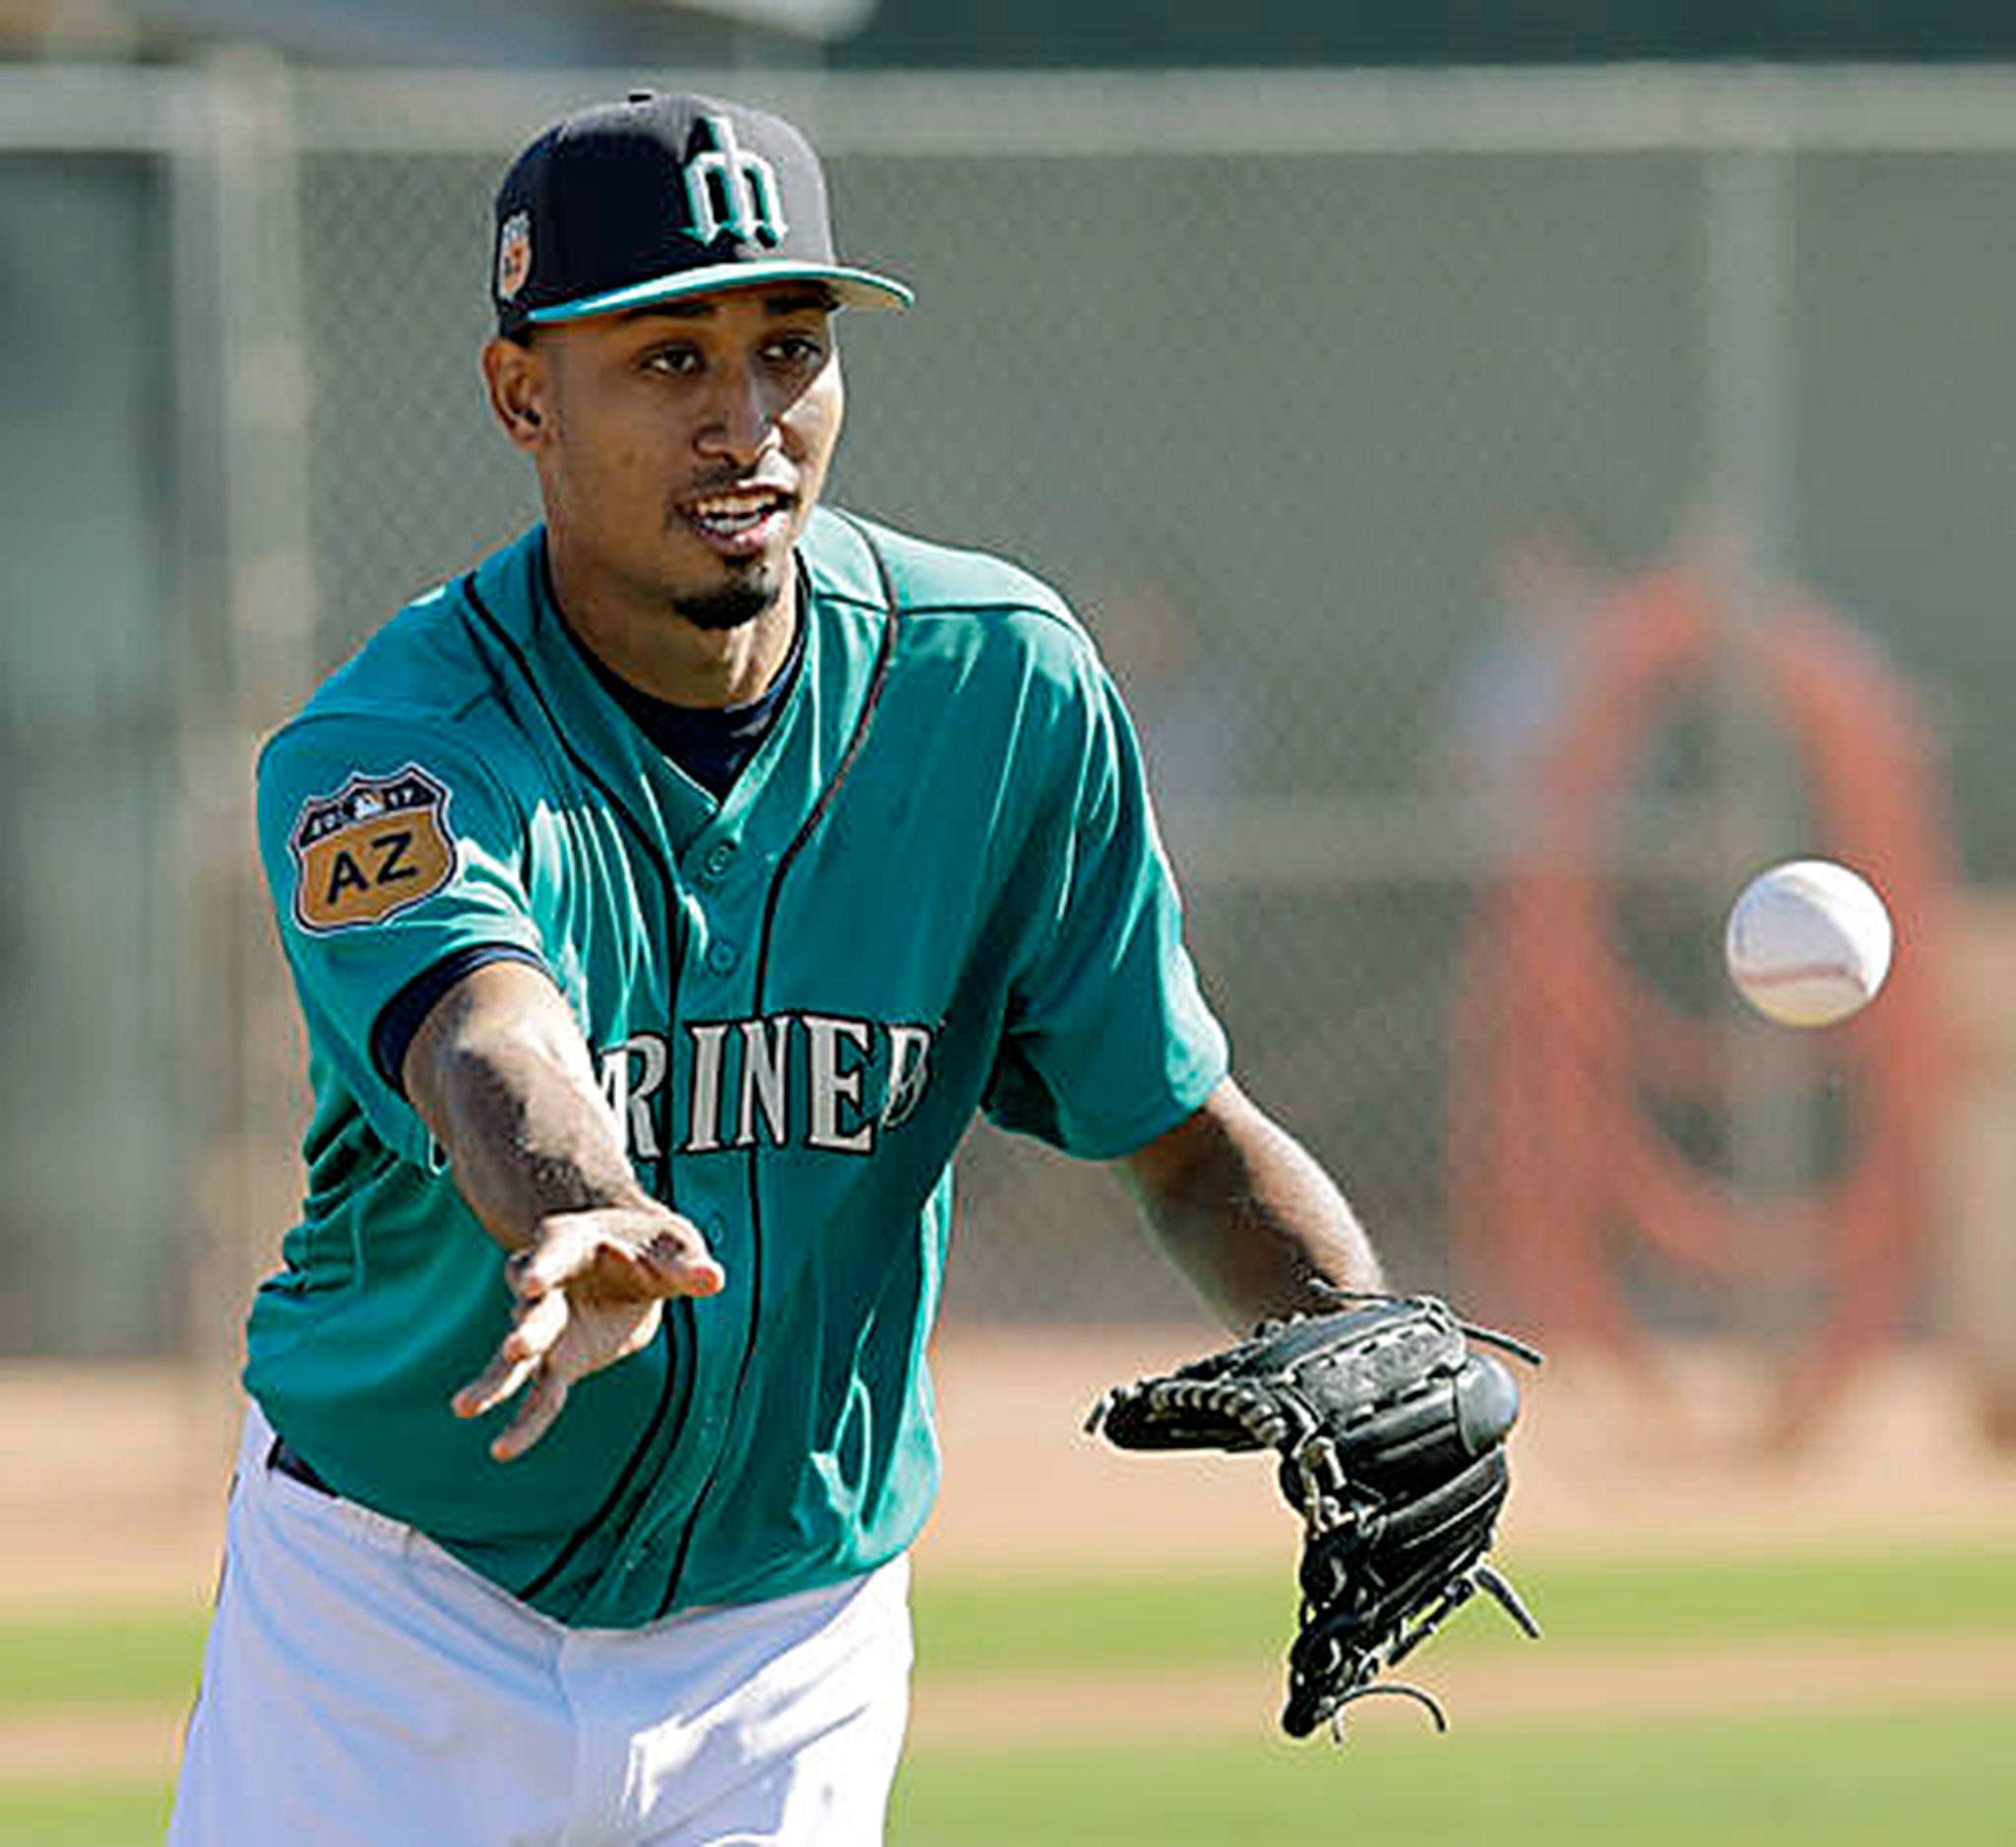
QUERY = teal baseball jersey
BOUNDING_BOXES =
[247,506,1228,1625]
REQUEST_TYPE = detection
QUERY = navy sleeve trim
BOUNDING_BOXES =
[369,943,549,1094]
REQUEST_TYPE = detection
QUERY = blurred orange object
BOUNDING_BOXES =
[1448,559,1954,1448]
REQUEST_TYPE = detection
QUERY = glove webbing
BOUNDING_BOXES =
[1087,1374,1312,1452]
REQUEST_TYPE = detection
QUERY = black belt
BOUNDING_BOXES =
[266,1433,335,1497]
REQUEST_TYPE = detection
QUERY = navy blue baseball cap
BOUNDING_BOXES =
[491,91,913,334]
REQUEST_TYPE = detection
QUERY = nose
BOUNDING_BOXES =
[696,358,779,466]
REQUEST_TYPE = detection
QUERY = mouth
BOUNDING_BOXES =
[677,485,796,557]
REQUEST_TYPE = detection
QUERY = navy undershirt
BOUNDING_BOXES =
[370,606,806,1092]
[569,605,806,800]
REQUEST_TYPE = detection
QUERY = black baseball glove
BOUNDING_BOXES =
[1085,1290,1542,1741]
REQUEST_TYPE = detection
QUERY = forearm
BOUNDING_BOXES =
[406,965,651,1253]
[407,964,717,1459]
[1121,1078,1385,1330]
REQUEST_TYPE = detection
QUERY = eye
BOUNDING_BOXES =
[765,332,828,369]
[643,344,703,377]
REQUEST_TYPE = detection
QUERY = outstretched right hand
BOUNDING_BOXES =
[451,1205,724,1462]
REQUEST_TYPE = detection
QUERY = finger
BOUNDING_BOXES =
[452,1292,570,1418]
[519,1214,725,1302]
[623,1212,724,1292]
[491,1368,570,1463]
[453,1347,538,1421]
[505,1287,571,1358]
[514,1220,602,1299]
[636,1234,725,1297]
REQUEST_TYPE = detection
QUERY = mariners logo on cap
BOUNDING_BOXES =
[496,210,533,302]
[682,114,788,250]
[289,765,456,933]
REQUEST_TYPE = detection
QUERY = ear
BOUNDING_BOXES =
[480,335,552,452]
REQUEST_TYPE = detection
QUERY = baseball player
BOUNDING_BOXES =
[168,91,1385,1846]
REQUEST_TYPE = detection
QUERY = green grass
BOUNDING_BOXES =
[6,1551,2016,1847]
[16,1711,2016,1847]
[909,1545,2016,1672]
[3,1546,2014,1708]
[890,1707,2016,1847]
[51,1712,2016,1847]
[0,1609,208,1708]
[0,1781,170,1847]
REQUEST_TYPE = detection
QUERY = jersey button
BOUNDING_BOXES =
[701,841,738,879]
[706,940,738,974]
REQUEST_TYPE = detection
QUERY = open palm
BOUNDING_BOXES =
[453,1205,724,1461]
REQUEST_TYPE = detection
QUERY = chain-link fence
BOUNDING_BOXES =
[0,63,1999,1362]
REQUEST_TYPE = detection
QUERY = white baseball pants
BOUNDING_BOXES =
[167,1405,913,1847]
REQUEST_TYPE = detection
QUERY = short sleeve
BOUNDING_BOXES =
[981,654,1229,1159]
[255,717,550,1163]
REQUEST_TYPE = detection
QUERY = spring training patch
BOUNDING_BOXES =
[496,210,532,302]
[289,765,456,933]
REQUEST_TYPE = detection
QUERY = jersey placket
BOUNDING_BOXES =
[582,590,841,1613]
[502,555,755,1618]
[639,566,898,1612]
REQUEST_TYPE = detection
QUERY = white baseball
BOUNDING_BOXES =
[1725,860,1894,1027]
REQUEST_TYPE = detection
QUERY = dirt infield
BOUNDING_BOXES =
[2,1363,237,1612]
[7,1330,2016,1610]
[914,1327,2016,1573]
[909,1634,2016,1748]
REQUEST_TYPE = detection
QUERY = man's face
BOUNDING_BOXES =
[486,287,844,631]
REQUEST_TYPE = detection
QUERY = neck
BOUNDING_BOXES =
[546,541,798,710]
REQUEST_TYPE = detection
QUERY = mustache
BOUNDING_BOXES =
[670,468,797,507]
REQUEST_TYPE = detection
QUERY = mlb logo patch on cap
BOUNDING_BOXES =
[495,211,533,303]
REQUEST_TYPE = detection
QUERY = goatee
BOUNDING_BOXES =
[671,573,781,633]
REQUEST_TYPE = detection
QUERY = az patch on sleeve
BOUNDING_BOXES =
[288,764,457,933]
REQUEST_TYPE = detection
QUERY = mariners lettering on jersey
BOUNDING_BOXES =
[682,114,788,250]
[599,1016,934,1162]
[287,765,456,933]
